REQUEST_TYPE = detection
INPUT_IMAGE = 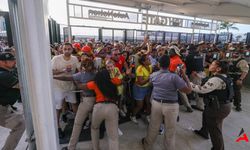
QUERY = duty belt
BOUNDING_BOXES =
[153,98,178,104]
[95,100,117,105]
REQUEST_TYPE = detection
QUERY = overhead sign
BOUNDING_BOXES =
[69,4,138,23]
[142,14,183,27]
[88,9,130,20]
[68,3,217,31]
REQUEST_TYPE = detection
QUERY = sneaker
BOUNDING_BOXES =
[159,124,164,135]
[118,128,123,136]
[130,116,138,124]
[119,110,127,117]
[191,105,204,111]
[11,105,18,111]
[123,105,128,113]
[235,107,242,112]
[146,115,150,123]
[83,120,90,130]
[58,128,65,139]
[186,107,193,113]
[194,130,209,139]
[61,147,68,150]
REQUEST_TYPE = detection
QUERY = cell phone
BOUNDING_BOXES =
[226,52,231,58]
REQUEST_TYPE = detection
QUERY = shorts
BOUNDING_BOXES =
[133,84,150,101]
[54,89,77,110]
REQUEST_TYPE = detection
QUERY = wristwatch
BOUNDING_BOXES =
[239,78,243,81]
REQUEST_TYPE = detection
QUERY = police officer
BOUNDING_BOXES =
[0,52,25,150]
[228,52,249,111]
[191,60,232,150]
[185,44,206,111]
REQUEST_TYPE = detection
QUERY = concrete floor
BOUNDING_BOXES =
[1,88,250,150]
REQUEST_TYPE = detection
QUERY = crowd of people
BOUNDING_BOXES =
[0,37,249,150]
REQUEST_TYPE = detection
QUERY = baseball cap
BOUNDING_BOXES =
[73,43,81,49]
[81,46,92,53]
[0,53,16,61]
[169,45,181,56]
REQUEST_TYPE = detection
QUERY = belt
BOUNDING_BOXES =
[80,96,95,102]
[153,98,178,104]
[95,100,117,105]
[81,95,95,97]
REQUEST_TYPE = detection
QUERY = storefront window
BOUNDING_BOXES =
[71,27,99,41]
[114,30,124,42]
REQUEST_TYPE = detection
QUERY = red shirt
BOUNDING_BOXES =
[169,55,186,72]
[115,55,125,72]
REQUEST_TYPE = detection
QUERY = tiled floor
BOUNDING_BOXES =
[1,88,250,150]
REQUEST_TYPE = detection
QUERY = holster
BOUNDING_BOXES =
[208,95,220,110]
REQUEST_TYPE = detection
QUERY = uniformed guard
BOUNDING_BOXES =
[142,55,192,150]
[185,44,205,111]
[228,52,249,111]
[0,52,25,150]
[191,60,233,150]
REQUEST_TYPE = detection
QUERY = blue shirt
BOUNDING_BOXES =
[150,69,187,101]
[72,72,96,96]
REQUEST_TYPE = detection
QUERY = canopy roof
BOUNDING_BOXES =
[91,0,250,24]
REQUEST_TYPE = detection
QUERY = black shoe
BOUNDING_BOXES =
[194,130,209,139]
[62,113,68,123]
[141,138,147,145]
[61,147,68,150]
[186,107,193,113]
[191,105,204,111]
[235,107,242,112]
[58,128,65,139]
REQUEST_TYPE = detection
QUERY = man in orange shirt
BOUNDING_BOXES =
[169,46,193,112]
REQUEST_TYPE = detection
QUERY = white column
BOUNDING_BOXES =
[66,0,72,42]
[191,17,196,44]
[8,0,59,149]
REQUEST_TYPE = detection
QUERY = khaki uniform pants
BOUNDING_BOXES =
[68,97,95,150]
[0,105,25,150]
[179,91,191,108]
[91,103,119,150]
[144,100,179,150]
[190,74,204,109]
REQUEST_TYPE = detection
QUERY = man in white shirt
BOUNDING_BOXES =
[51,43,79,138]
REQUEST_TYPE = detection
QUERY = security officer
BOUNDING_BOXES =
[142,55,192,150]
[185,44,205,111]
[0,52,25,150]
[228,52,249,111]
[191,60,232,150]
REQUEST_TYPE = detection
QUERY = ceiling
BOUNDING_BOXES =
[89,0,250,24]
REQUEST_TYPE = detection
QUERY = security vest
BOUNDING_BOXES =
[228,58,244,81]
[204,75,234,104]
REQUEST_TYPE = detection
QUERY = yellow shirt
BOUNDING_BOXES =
[135,65,152,87]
